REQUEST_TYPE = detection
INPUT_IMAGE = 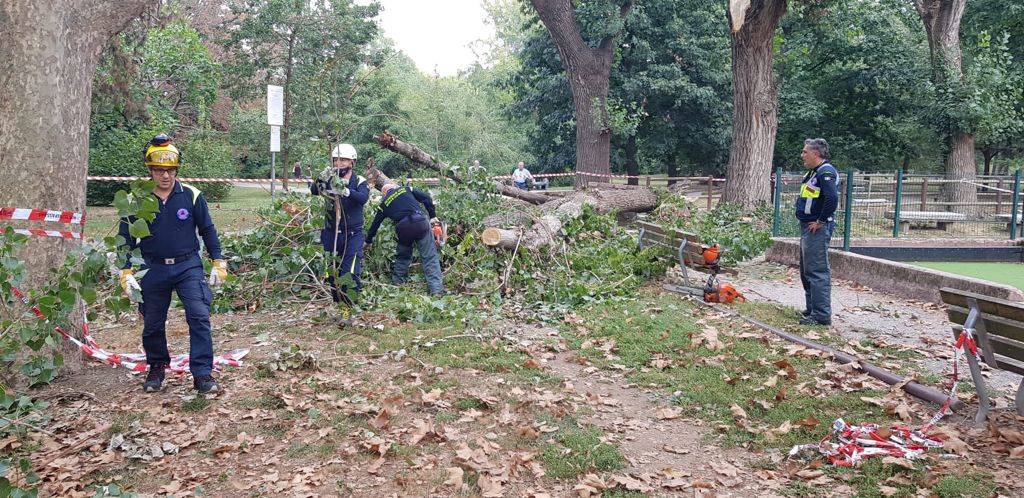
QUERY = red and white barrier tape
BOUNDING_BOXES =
[12,229,82,239]
[86,172,718,183]
[10,285,247,374]
[0,207,84,225]
[788,328,979,466]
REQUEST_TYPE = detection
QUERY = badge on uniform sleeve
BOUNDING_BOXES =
[177,208,190,220]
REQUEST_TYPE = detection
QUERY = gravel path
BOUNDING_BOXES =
[733,261,1021,395]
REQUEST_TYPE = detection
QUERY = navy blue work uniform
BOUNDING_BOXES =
[118,181,222,376]
[365,186,444,295]
[794,161,839,323]
[310,171,370,303]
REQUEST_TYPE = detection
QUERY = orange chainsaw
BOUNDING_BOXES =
[703,273,745,304]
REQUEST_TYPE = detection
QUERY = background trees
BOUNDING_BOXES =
[3,0,1020,213]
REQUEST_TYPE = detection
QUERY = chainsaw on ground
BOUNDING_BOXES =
[431,218,448,248]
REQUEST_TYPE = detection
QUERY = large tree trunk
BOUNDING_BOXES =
[913,0,977,211]
[722,0,787,210]
[482,184,659,251]
[529,0,633,186]
[0,0,155,368]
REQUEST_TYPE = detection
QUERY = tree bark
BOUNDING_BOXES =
[913,0,977,211]
[722,0,787,210]
[1,1,154,279]
[0,0,156,368]
[529,0,633,186]
[624,135,639,186]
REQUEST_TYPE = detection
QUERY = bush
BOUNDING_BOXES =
[227,107,272,178]
[87,130,233,205]
[179,132,233,202]
[87,128,157,206]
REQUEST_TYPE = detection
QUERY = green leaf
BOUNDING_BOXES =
[128,219,150,239]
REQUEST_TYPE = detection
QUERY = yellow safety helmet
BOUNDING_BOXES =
[144,134,181,168]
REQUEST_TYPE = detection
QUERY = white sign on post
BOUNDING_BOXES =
[267,85,284,126]
[270,126,281,152]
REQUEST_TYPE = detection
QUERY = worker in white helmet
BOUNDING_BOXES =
[310,143,370,324]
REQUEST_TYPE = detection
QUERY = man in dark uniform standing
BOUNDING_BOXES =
[364,175,444,296]
[794,138,839,326]
[118,134,228,394]
[309,143,369,322]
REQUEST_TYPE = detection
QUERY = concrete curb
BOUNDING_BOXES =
[765,238,1024,304]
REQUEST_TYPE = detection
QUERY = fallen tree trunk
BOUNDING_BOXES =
[374,132,554,205]
[483,186,659,251]
[373,132,660,251]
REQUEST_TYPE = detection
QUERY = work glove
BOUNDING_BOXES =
[119,268,142,302]
[209,259,228,288]
[338,186,350,198]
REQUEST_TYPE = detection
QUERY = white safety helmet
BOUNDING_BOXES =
[331,143,358,160]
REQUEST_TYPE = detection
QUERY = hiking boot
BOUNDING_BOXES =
[799,317,831,326]
[144,364,166,393]
[194,375,219,394]
[800,309,811,317]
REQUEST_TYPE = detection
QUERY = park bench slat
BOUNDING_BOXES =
[941,288,1024,324]
[940,287,1024,422]
[946,305,1024,344]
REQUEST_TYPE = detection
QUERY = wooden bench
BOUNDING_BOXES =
[885,211,969,234]
[939,287,1024,423]
[994,214,1021,229]
[635,220,734,288]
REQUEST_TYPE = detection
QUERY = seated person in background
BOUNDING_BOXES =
[512,161,534,189]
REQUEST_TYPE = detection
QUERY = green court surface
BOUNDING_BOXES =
[911,261,1024,291]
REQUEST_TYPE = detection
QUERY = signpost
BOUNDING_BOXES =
[267,85,284,198]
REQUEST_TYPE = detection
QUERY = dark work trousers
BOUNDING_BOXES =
[393,214,443,295]
[321,227,364,304]
[138,254,214,375]
[799,221,836,323]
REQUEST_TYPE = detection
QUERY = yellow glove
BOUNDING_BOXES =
[209,259,228,287]
[119,269,141,301]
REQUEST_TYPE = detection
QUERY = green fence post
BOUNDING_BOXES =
[843,169,854,251]
[892,169,904,238]
[1011,169,1021,240]
[772,167,783,236]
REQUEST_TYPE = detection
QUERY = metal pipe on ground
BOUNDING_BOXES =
[664,285,963,411]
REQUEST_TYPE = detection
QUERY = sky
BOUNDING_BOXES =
[371,0,496,76]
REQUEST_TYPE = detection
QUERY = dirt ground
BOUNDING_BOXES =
[10,275,1024,497]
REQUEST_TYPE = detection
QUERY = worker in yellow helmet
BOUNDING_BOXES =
[118,134,228,394]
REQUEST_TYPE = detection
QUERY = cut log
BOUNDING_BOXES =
[374,132,554,205]
[481,227,522,249]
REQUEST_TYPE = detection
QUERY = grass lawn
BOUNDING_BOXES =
[909,261,1024,291]
[84,186,279,237]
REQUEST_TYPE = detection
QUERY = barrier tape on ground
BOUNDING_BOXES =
[10,285,248,374]
[788,328,979,466]
[0,207,84,225]
[12,229,82,239]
